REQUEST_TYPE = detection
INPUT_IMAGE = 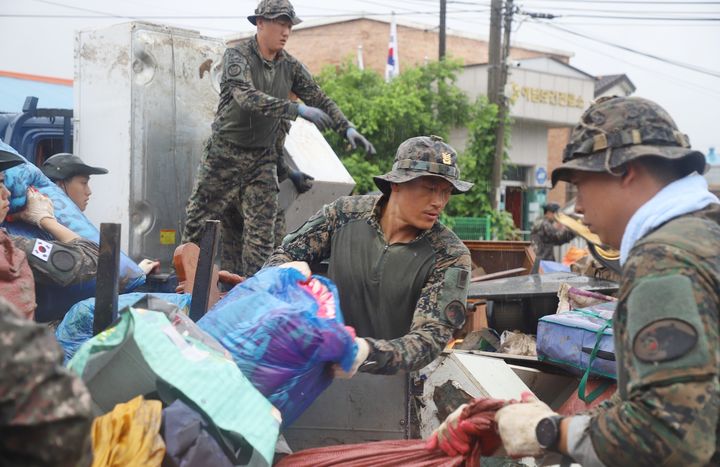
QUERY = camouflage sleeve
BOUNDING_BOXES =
[224,48,301,120]
[291,61,352,135]
[11,236,99,287]
[264,201,336,267]
[0,298,92,466]
[588,243,719,466]
[361,252,472,375]
[537,219,575,245]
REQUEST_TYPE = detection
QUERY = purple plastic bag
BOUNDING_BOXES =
[198,267,356,426]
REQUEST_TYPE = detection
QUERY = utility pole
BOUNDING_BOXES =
[487,0,514,210]
[439,0,447,60]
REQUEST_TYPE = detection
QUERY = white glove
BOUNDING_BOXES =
[279,261,311,279]
[495,392,556,457]
[137,259,160,275]
[17,187,55,227]
[333,337,369,379]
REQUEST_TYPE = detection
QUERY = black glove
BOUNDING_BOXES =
[346,128,376,155]
[298,104,333,132]
[289,170,314,194]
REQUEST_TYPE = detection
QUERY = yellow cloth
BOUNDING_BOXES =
[91,396,165,467]
[555,212,620,261]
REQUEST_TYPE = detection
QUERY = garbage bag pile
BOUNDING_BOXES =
[199,266,357,427]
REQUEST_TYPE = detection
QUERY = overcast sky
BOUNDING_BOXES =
[1,0,718,154]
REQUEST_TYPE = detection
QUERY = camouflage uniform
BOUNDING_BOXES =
[266,136,474,374]
[11,236,99,287]
[552,97,719,466]
[183,5,352,275]
[221,120,292,273]
[530,217,575,261]
[0,297,92,466]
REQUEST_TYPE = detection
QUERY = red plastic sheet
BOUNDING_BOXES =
[277,397,508,467]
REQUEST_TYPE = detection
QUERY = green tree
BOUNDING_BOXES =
[445,96,519,240]
[316,59,470,192]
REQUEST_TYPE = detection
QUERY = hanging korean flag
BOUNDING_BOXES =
[385,13,400,82]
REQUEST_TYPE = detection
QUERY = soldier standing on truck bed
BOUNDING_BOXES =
[433,97,720,466]
[182,0,375,276]
[266,136,473,377]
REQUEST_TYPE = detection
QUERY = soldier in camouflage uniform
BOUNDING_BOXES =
[530,202,575,261]
[221,118,313,272]
[486,96,720,466]
[0,147,100,321]
[266,136,473,376]
[182,0,374,276]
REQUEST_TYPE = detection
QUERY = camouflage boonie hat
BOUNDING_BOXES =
[248,0,302,26]
[552,96,707,186]
[373,135,473,195]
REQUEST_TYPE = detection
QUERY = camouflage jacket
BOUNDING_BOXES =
[530,217,575,261]
[266,195,471,374]
[589,204,720,466]
[214,36,351,147]
[0,298,92,466]
[11,235,99,287]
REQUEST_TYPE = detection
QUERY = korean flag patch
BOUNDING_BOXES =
[31,239,53,262]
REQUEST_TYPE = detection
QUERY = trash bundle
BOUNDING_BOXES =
[69,301,280,466]
[198,266,357,427]
[56,292,193,363]
[0,142,144,321]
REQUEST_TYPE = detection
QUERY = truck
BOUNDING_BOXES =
[2,21,355,272]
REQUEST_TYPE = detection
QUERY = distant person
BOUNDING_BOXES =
[41,153,108,212]
[530,203,575,261]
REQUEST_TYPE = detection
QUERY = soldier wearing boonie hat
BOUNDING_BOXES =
[183,0,375,276]
[266,135,473,377]
[486,96,720,467]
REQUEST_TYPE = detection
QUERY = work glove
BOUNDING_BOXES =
[137,259,160,275]
[17,187,55,227]
[495,392,556,458]
[346,128,376,155]
[288,169,314,194]
[279,261,311,279]
[333,337,369,379]
[298,104,333,132]
[427,403,472,456]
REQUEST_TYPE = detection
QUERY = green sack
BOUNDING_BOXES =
[69,307,280,466]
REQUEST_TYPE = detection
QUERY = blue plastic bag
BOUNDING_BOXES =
[56,292,193,363]
[198,267,357,427]
[0,141,144,321]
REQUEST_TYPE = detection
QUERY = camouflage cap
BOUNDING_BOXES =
[373,135,473,195]
[552,96,707,186]
[248,0,302,26]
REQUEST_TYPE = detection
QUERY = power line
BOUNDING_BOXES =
[522,0,720,4]
[534,21,720,78]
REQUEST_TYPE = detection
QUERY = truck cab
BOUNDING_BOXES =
[0,96,72,167]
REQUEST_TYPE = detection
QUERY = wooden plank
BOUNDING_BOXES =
[94,223,121,335]
[470,267,527,283]
[189,220,221,321]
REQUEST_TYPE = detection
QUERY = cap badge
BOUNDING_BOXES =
[441,152,452,165]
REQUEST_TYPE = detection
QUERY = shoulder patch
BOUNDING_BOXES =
[227,63,242,77]
[443,300,467,328]
[633,318,698,363]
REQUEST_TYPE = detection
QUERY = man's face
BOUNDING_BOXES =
[0,173,10,223]
[571,170,626,248]
[257,17,292,54]
[393,176,453,231]
[59,175,92,212]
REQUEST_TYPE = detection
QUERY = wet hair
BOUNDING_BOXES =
[626,156,698,185]
[543,203,561,214]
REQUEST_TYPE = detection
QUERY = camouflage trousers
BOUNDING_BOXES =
[182,136,279,275]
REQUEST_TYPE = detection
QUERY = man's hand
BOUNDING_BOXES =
[298,104,333,131]
[138,259,160,275]
[289,170,314,194]
[278,261,311,279]
[346,128,376,155]
[495,392,556,458]
[333,337,369,379]
[17,187,55,227]
[427,403,471,456]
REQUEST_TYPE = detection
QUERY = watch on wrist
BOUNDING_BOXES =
[536,415,564,452]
